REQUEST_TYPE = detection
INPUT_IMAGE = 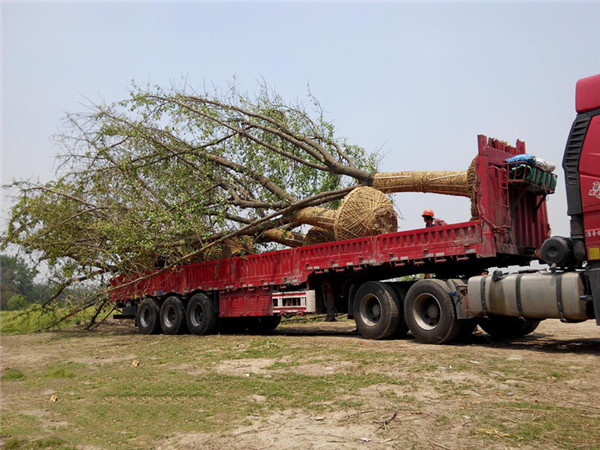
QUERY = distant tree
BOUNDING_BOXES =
[0,254,38,310]
[6,294,28,311]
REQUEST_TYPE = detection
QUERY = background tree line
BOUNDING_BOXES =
[0,254,92,311]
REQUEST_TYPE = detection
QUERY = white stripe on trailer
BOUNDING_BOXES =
[272,290,316,314]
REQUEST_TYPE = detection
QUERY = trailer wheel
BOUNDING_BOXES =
[455,319,478,342]
[404,280,461,344]
[386,283,409,338]
[478,317,541,339]
[160,296,187,335]
[186,293,217,335]
[217,317,247,334]
[137,297,161,335]
[248,315,282,333]
[354,281,400,340]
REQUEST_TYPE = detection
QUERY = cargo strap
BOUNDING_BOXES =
[555,273,565,320]
[515,274,524,318]
[480,276,489,318]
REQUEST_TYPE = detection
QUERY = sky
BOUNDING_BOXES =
[2,1,600,239]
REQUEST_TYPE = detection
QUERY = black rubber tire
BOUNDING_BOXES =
[521,319,541,336]
[247,315,282,333]
[217,317,248,334]
[160,296,187,335]
[386,283,409,338]
[354,281,400,340]
[455,319,478,342]
[186,293,217,335]
[404,279,461,344]
[136,297,161,335]
[478,316,541,339]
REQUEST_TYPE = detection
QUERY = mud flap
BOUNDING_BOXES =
[443,279,469,320]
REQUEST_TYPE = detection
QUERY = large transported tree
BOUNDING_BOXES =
[2,82,475,305]
[3,84,378,280]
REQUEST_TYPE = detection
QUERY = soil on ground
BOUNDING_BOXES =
[2,319,599,449]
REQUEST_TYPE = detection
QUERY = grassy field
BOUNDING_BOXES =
[2,318,600,449]
[0,305,107,335]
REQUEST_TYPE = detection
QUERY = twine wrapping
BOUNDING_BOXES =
[372,158,479,220]
[304,227,336,245]
[334,187,397,240]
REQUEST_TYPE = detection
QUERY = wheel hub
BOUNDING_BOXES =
[414,293,441,330]
[362,295,382,326]
[140,308,151,327]
[191,305,204,327]
[164,306,176,327]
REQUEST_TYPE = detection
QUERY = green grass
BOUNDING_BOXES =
[2,322,599,449]
[472,400,599,448]
[43,367,75,379]
[2,436,74,449]
[0,305,108,334]
[1,368,25,381]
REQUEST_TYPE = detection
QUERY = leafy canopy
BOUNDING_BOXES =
[3,82,378,288]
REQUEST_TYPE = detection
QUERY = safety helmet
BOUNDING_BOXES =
[422,209,434,217]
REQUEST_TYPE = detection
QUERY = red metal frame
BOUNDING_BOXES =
[110,135,552,317]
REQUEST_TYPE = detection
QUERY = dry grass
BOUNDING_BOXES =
[1,318,600,449]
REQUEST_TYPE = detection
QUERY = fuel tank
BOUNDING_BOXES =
[467,271,590,320]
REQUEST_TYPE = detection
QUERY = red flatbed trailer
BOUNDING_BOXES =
[111,74,600,344]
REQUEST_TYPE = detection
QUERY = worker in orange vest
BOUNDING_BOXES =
[422,209,447,228]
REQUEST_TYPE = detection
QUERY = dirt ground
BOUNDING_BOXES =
[168,320,600,449]
[2,318,600,449]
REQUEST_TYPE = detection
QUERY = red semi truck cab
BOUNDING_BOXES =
[552,73,600,323]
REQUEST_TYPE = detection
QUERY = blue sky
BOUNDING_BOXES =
[2,1,600,236]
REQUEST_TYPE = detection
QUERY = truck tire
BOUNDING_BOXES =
[137,297,161,335]
[478,316,541,339]
[354,281,400,340]
[160,296,187,335]
[186,293,217,335]
[455,319,478,342]
[386,283,409,338]
[404,279,461,344]
[217,317,247,334]
[247,315,282,333]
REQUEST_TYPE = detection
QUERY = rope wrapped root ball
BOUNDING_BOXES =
[334,186,397,240]
[372,157,479,220]
[292,186,397,241]
[303,227,336,246]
